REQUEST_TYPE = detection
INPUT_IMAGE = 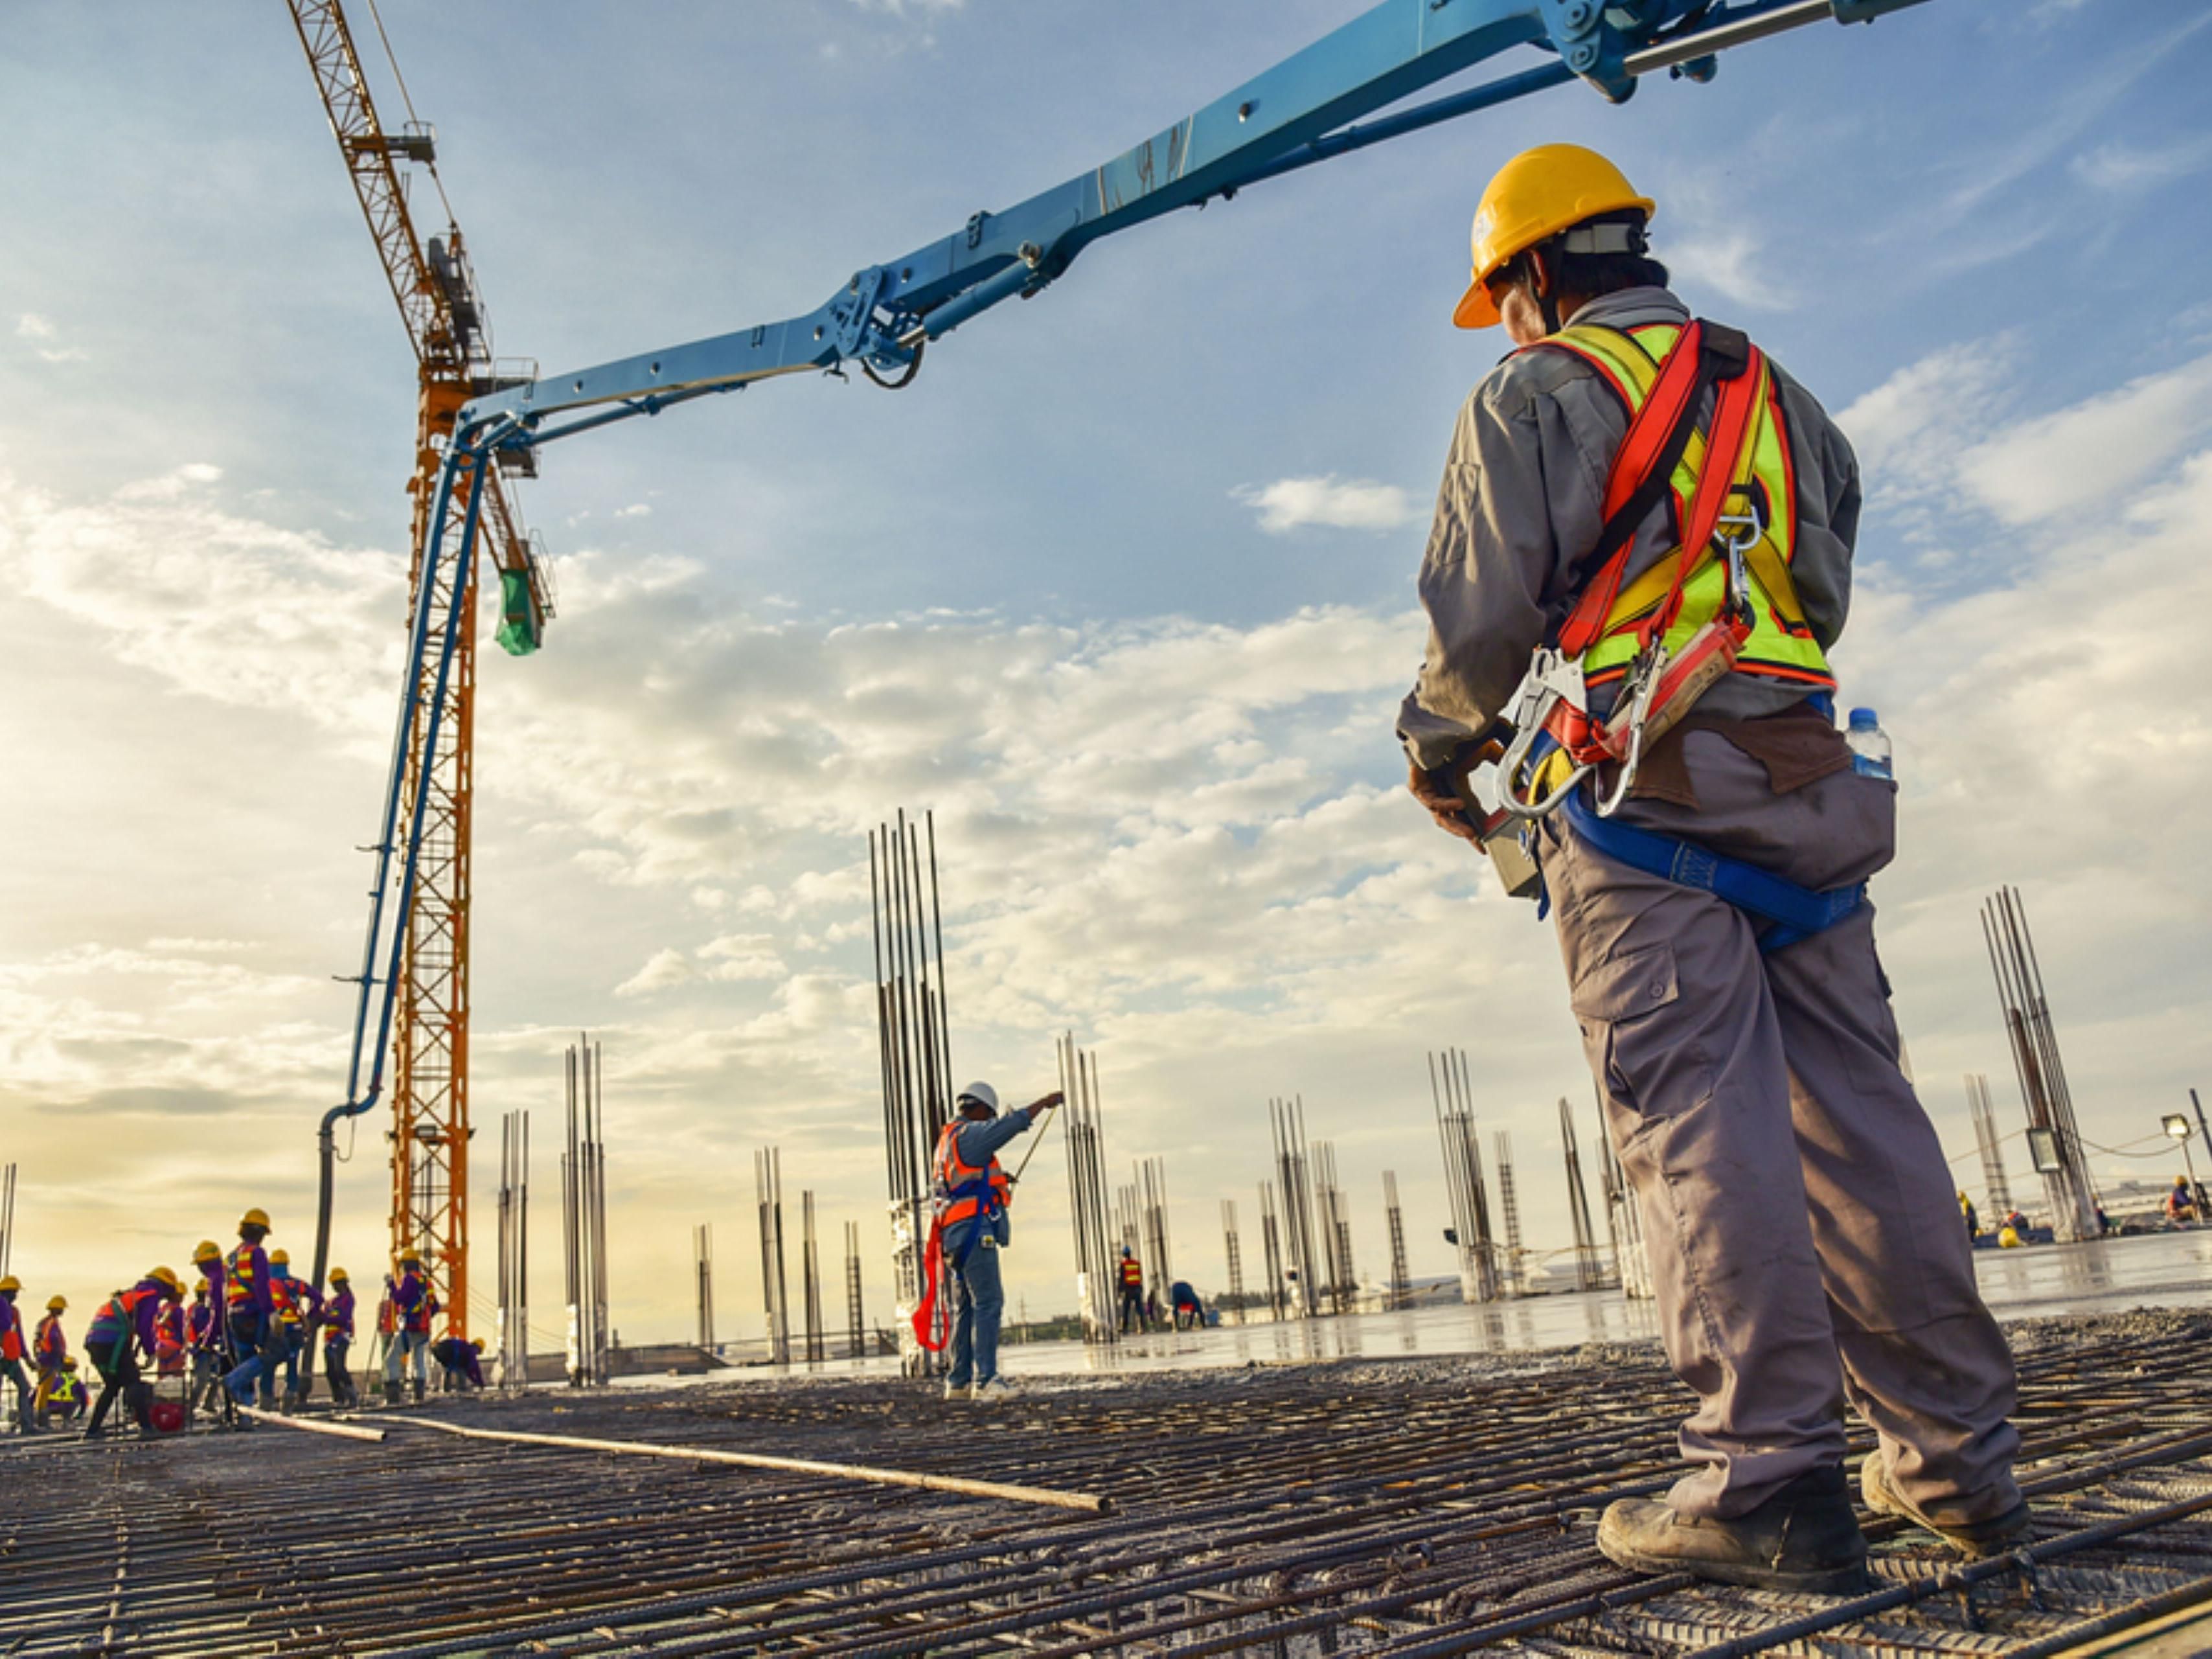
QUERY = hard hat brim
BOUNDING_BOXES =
[1453,275,1501,330]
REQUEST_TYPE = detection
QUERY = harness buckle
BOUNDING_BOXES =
[1713,496,1764,631]
[1496,649,1593,822]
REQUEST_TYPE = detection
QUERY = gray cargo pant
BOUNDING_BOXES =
[1537,729,2021,1524]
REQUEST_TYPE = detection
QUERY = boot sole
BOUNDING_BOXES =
[1864,1470,2031,1560]
[1597,1531,1875,1597]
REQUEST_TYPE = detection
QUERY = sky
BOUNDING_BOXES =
[3,0,2209,1353]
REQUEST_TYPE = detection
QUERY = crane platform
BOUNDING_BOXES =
[4,1310,2207,1655]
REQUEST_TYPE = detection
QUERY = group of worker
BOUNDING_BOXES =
[1110,1248,1206,1333]
[0,1207,490,1439]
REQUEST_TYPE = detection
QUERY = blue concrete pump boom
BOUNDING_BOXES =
[315,0,1933,1277]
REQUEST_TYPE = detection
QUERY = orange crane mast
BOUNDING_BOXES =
[286,0,553,1340]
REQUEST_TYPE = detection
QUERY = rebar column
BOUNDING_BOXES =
[1493,1132,1523,1298]
[843,1220,865,1361]
[1222,1198,1246,1324]
[1967,1072,2014,1220]
[1983,886,2098,1241]
[801,1191,825,1366]
[1560,1096,1605,1292]
[1382,1171,1409,1310]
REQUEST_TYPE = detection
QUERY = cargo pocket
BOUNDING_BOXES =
[1569,943,1705,1138]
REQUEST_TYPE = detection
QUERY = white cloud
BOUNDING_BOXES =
[1957,355,2212,524]
[615,948,696,998]
[1665,231,1795,313]
[1231,475,1417,535]
[615,503,652,519]
[2070,136,2212,193]
[15,312,87,363]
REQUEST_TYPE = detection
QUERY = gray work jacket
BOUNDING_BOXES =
[1397,288,1862,772]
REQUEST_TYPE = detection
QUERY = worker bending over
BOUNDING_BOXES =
[2166,1177,2198,1225]
[932,1081,1061,1400]
[221,1208,283,1410]
[84,1268,183,1438]
[43,1358,86,1426]
[1115,1246,1148,1334]
[323,1268,359,1407]
[1170,1281,1207,1331]
[1400,146,2023,1592]
[383,1249,433,1405]
[431,1335,486,1391]
[0,1277,36,1434]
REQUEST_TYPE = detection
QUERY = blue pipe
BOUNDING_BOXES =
[315,418,513,1288]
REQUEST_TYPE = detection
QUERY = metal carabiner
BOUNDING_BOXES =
[1591,643,1667,819]
[1499,718,1591,821]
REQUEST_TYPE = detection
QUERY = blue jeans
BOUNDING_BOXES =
[383,1330,428,1386]
[944,1234,1004,1388]
[223,1314,284,1405]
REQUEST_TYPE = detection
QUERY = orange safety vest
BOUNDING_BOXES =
[89,1285,158,1344]
[224,1244,263,1312]
[931,1122,1010,1230]
[270,1275,302,1324]
[1119,1257,1143,1290]
[34,1312,65,1367]
[0,1306,21,1364]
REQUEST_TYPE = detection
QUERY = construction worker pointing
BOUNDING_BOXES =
[1399,144,2024,1592]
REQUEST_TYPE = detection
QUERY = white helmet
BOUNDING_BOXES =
[956,1081,999,1116]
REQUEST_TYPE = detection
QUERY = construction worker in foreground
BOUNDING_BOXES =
[222,1208,282,1410]
[32,1294,69,1417]
[0,1277,38,1434]
[84,1267,184,1438]
[322,1267,359,1407]
[1115,1246,1148,1334]
[383,1249,432,1404]
[929,1081,1061,1400]
[1401,145,2024,1592]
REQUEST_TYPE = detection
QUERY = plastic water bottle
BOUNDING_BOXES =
[1846,707,1893,780]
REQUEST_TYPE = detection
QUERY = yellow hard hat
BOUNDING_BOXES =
[399,1249,422,1265]
[1452,143,1655,330]
[148,1266,183,1295]
[0,1276,19,1294]
[240,1207,271,1231]
[330,1267,350,1283]
[193,1239,223,1264]
[269,1250,290,1266]
[472,1338,485,1351]
[47,1296,67,1312]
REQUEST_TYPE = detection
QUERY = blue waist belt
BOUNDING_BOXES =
[1558,786,1864,954]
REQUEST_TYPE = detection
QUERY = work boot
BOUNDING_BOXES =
[1596,1465,1873,1596]
[970,1376,1019,1401]
[411,1379,424,1406]
[381,1379,402,1408]
[941,1378,968,1401]
[1861,1450,2031,1560]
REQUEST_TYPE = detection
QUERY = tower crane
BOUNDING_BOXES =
[287,0,555,1331]
[309,0,1935,1282]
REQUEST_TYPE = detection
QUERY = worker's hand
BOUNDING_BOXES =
[1408,753,1484,843]
[1028,1090,1065,1119]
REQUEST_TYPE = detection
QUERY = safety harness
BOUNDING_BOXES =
[911,1121,1012,1353]
[1478,317,1864,951]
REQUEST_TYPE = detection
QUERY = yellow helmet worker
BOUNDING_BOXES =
[1452,144,1654,330]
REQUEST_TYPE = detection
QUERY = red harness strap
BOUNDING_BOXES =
[1542,324,1769,770]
